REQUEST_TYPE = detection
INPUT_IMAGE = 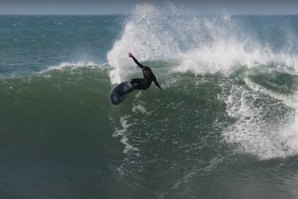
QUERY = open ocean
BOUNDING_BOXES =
[1,4,298,199]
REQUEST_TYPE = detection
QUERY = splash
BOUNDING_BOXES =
[107,3,182,84]
[108,3,298,84]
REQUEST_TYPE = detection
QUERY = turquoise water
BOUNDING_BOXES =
[1,5,298,199]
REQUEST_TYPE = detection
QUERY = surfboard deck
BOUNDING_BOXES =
[110,82,133,105]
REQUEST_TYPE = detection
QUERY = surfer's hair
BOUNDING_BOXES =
[143,66,151,72]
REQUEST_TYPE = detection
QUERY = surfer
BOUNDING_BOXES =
[110,53,162,105]
[127,52,162,92]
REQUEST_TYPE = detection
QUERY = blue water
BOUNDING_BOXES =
[1,4,298,199]
[0,15,123,75]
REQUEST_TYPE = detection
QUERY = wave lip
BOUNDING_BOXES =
[108,4,298,84]
[40,61,103,74]
[107,3,184,84]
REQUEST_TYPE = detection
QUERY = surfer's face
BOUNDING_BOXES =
[144,69,150,76]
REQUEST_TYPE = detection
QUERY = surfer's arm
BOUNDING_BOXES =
[153,79,162,90]
[129,53,144,69]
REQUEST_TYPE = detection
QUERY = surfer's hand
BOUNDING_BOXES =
[128,52,133,58]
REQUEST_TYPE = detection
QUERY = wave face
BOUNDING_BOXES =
[2,5,298,199]
[107,4,298,160]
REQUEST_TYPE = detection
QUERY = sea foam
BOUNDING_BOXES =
[108,4,298,84]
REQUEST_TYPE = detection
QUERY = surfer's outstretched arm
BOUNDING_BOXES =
[153,79,162,90]
[129,53,144,69]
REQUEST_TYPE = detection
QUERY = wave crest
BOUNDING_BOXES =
[108,4,298,84]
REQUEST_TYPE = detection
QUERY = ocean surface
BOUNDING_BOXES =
[1,4,298,199]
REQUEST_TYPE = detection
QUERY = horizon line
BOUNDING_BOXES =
[2,13,298,16]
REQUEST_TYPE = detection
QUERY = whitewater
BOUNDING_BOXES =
[1,4,298,199]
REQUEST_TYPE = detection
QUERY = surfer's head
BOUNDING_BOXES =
[143,66,151,76]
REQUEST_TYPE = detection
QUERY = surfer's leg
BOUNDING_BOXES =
[126,78,144,93]
[119,78,147,95]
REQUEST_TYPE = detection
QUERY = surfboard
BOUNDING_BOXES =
[110,82,133,105]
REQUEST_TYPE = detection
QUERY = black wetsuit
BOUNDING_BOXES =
[130,56,162,91]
